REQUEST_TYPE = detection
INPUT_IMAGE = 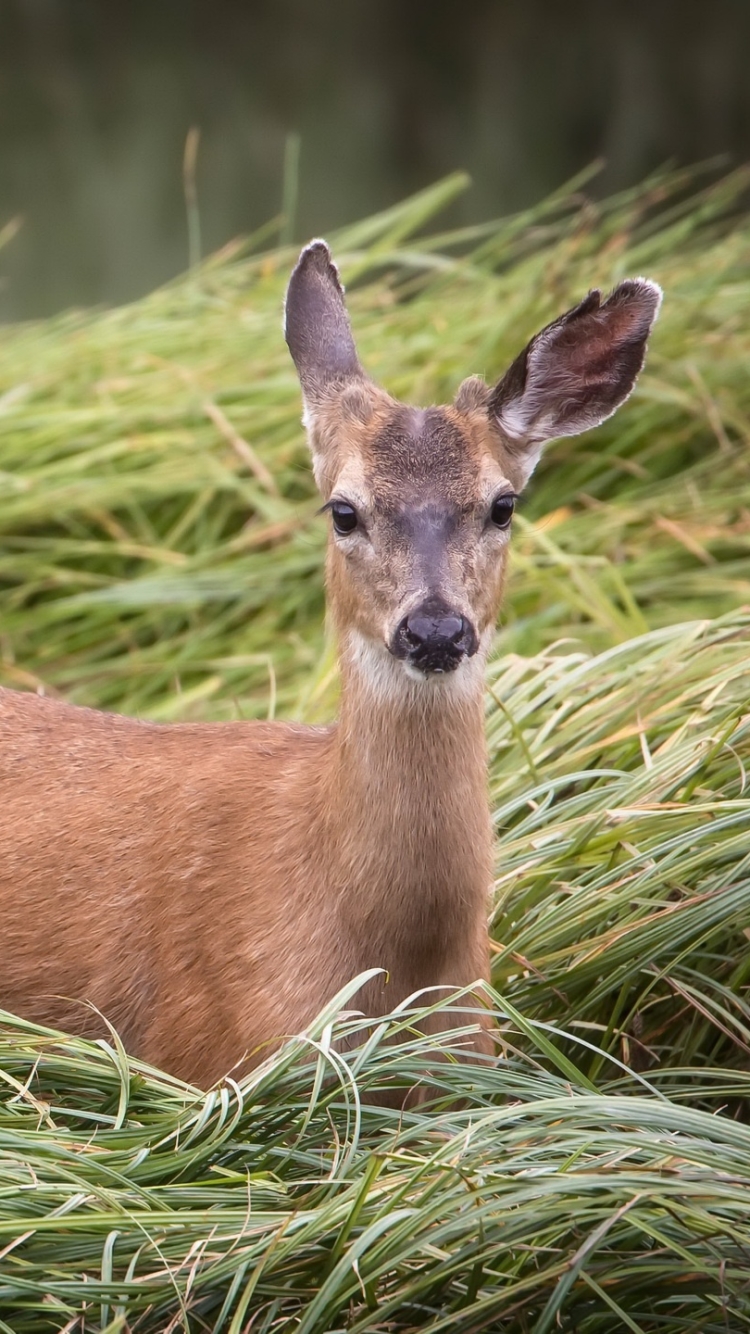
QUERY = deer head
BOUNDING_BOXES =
[285,241,661,687]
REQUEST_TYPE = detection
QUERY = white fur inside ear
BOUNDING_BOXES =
[495,399,549,445]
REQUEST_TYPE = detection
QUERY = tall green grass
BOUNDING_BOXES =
[1,171,750,1329]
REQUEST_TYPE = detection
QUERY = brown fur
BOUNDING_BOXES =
[0,246,660,1087]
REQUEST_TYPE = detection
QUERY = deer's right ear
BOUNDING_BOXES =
[488,278,662,486]
[285,241,363,412]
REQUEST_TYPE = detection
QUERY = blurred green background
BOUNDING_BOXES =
[3,0,750,319]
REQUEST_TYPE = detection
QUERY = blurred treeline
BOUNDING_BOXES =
[1,0,750,318]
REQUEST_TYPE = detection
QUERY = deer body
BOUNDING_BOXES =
[0,244,660,1086]
[0,659,490,1084]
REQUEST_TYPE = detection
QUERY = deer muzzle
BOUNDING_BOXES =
[391,598,478,674]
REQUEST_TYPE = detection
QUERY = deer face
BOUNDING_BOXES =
[308,390,520,679]
[285,242,661,682]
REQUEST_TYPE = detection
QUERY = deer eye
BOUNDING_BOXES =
[490,494,515,529]
[331,501,358,535]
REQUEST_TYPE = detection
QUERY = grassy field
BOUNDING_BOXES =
[1,169,750,1329]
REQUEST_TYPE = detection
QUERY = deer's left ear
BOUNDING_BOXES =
[285,240,363,410]
[489,279,662,484]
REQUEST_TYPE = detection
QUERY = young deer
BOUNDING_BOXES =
[0,245,660,1086]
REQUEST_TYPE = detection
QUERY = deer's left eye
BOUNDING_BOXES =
[331,501,358,535]
[490,494,515,529]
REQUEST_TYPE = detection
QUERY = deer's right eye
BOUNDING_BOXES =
[490,494,516,529]
[331,501,358,535]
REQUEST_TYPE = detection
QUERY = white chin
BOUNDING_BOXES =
[344,630,489,703]
[401,660,462,682]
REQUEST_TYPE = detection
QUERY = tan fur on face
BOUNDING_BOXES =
[311,387,518,657]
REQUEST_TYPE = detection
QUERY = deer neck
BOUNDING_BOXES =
[326,631,492,964]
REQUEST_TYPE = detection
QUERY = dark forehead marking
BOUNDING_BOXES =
[387,503,462,575]
[366,405,475,497]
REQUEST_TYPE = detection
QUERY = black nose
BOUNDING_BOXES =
[407,611,464,646]
[392,601,478,674]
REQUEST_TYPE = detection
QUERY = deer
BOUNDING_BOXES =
[0,242,661,1088]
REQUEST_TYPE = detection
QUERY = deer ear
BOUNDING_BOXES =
[285,240,363,409]
[488,278,662,484]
